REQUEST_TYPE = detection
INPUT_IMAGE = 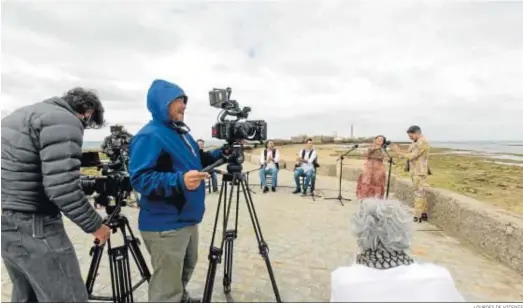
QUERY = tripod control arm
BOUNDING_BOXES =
[202,158,226,173]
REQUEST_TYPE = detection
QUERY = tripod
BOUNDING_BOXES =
[383,148,395,199]
[324,144,359,206]
[85,193,151,302]
[202,164,282,303]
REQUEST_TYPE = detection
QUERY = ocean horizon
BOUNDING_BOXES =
[83,139,523,156]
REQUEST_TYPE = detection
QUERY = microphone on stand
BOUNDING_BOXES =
[324,143,359,205]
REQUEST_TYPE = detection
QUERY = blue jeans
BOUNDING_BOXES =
[260,167,278,187]
[1,212,89,302]
[294,168,314,191]
[210,172,218,190]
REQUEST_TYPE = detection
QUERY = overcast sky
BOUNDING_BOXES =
[2,0,522,142]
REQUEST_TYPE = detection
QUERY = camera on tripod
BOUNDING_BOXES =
[79,151,133,211]
[209,87,267,143]
[202,88,281,303]
[80,151,151,302]
[207,87,268,173]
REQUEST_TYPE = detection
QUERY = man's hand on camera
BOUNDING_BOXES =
[184,170,209,190]
[93,224,111,244]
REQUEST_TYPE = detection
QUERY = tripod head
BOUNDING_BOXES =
[202,141,246,175]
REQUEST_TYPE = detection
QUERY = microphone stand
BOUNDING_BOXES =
[382,147,395,199]
[324,145,359,206]
[243,166,262,194]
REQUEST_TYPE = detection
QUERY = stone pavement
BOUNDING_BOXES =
[2,162,523,302]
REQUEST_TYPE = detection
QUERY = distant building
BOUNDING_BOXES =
[350,124,354,138]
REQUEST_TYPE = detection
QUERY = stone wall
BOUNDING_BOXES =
[244,152,523,275]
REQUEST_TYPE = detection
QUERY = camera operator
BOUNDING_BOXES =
[1,88,112,302]
[128,79,222,303]
[101,124,133,164]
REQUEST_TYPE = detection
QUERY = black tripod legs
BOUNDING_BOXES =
[127,235,151,290]
[223,230,236,294]
[240,180,282,303]
[84,216,151,303]
[202,247,222,302]
[203,172,282,303]
[85,242,105,297]
[108,246,133,302]
[257,241,282,302]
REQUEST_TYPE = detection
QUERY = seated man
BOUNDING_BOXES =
[259,139,280,193]
[197,139,218,192]
[293,138,317,195]
[331,198,464,302]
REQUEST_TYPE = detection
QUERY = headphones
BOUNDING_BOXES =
[171,121,191,134]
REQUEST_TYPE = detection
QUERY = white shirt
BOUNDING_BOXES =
[298,148,317,172]
[331,263,464,302]
[260,148,279,170]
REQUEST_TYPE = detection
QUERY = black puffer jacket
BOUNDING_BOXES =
[1,97,103,233]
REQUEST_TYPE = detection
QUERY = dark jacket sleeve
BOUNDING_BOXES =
[38,114,103,234]
[129,134,187,197]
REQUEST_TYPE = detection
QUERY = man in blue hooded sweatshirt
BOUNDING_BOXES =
[128,79,221,302]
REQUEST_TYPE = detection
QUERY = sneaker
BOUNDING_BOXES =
[292,189,301,194]
[212,188,218,193]
[263,186,269,193]
[271,187,276,192]
[301,189,308,196]
[421,213,428,222]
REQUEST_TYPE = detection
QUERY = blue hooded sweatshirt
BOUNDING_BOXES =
[129,79,221,232]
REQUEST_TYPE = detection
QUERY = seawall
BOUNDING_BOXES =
[244,152,523,275]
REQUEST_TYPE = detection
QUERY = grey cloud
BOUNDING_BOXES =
[2,0,523,141]
[2,1,182,55]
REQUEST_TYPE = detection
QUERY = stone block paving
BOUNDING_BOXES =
[3,162,523,302]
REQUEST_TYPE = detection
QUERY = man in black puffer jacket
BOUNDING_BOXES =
[1,87,111,302]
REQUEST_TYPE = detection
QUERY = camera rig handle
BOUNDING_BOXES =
[202,158,226,173]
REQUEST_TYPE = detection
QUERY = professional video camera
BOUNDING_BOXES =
[209,87,267,143]
[207,87,267,173]
[79,151,133,212]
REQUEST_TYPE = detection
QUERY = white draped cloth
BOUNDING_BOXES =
[330,263,465,302]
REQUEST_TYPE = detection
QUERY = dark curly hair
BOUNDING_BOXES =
[62,87,105,128]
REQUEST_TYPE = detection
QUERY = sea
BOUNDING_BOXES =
[83,140,523,162]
